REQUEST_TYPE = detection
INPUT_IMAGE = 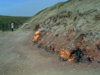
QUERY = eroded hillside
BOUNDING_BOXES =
[25,0,100,63]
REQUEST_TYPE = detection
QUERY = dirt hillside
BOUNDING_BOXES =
[1,0,100,74]
[23,0,100,63]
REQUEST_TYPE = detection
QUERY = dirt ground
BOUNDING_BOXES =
[0,30,100,75]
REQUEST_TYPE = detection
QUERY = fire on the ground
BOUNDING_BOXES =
[32,29,40,42]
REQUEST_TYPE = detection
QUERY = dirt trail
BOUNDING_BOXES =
[0,30,100,75]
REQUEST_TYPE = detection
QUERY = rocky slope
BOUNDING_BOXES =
[24,0,100,63]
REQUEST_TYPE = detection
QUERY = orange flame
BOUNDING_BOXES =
[35,29,40,35]
[32,29,40,42]
[33,35,40,41]
[60,49,74,62]
[67,57,74,62]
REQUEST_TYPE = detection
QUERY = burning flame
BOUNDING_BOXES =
[32,29,75,62]
[35,29,40,35]
[32,29,40,42]
[60,49,74,62]
[33,35,40,41]
[67,57,74,62]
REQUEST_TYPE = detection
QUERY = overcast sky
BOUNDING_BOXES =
[0,0,67,16]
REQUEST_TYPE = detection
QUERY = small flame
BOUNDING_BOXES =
[32,29,40,42]
[60,49,70,59]
[60,49,74,62]
[35,29,40,35]
[67,57,74,62]
[33,35,40,41]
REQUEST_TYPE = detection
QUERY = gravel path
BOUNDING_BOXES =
[0,30,100,75]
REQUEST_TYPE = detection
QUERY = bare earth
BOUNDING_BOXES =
[0,30,100,75]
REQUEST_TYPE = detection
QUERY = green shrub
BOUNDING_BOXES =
[0,16,31,31]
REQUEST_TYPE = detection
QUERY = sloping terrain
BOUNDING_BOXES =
[24,0,100,63]
[0,15,30,31]
[1,0,100,74]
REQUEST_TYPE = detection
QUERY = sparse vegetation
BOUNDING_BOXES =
[35,8,48,16]
[0,15,31,31]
